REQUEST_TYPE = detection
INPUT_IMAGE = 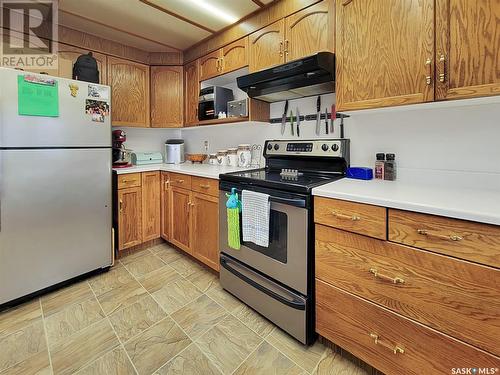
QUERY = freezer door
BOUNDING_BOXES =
[0,67,111,148]
[0,149,112,304]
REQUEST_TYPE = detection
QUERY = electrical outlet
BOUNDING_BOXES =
[203,140,209,152]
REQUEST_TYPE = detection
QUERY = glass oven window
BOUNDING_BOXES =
[240,209,288,263]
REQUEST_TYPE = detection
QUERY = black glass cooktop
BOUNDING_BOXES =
[220,168,344,193]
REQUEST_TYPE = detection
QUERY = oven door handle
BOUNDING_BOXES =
[220,256,306,310]
[269,196,306,208]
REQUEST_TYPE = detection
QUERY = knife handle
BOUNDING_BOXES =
[316,96,321,113]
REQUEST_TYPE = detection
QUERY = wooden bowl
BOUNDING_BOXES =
[185,153,207,164]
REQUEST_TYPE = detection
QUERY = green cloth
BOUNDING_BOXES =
[18,75,59,117]
[227,207,241,250]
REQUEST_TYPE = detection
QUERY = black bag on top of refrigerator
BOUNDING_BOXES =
[72,52,99,83]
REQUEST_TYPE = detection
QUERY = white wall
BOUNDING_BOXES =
[116,95,500,177]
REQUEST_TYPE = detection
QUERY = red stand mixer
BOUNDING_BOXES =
[112,130,132,168]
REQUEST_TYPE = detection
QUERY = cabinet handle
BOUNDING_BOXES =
[219,58,224,72]
[164,180,170,189]
[175,179,184,184]
[425,57,432,85]
[284,39,289,56]
[369,268,405,284]
[330,210,360,221]
[417,229,463,242]
[279,41,283,57]
[438,54,446,83]
[119,199,123,213]
[369,333,405,355]
[199,184,210,189]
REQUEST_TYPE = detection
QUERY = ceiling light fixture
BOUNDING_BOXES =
[187,0,239,24]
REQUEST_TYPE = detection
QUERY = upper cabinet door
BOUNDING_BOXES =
[199,50,221,81]
[58,44,107,84]
[249,19,285,72]
[435,0,500,100]
[285,1,334,62]
[221,37,248,74]
[184,60,200,126]
[151,66,183,128]
[107,56,150,127]
[336,0,435,111]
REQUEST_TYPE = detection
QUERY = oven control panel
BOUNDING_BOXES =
[264,139,349,158]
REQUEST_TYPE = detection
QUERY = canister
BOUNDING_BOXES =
[237,144,252,167]
[208,153,217,165]
[217,150,228,166]
[226,148,238,166]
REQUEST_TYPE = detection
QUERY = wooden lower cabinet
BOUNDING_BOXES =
[169,186,192,253]
[191,192,219,271]
[160,172,171,240]
[316,281,499,375]
[141,172,161,242]
[117,187,142,250]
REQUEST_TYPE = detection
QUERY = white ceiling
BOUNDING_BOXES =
[58,0,275,52]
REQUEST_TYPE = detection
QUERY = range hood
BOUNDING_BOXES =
[237,52,335,103]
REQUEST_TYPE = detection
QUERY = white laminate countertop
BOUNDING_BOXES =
[113,163,255,179]
[312,178,500,226]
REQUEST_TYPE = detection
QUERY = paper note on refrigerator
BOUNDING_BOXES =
[17,75,59,117]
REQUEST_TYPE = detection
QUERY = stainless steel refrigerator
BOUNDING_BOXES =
[0,67,112,306]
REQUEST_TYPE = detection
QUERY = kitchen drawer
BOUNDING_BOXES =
[191,176,218,197]
[169,172,192,189]
[117,173,141,189]
[314,197,387,240]
[389,209,500,268]
[315,224,500,356]
[316,280,499,375]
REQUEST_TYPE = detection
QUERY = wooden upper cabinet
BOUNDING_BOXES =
[199,50,221,81]
[184,60,199,126]
[141,172,161,242]
[151,66,183,128]
[435,0,500,100]
[249,19,285,72]
[58,45,107,84]
[118,187,142,250]
[285,1,334,61]
[221,37,248,74]
[336,0,435,111]
[191,192,219,271]
[107,56,150,127]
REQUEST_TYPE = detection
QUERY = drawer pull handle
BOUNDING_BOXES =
[369,333,405,355]
[176,179,185,184]
[369,268,405,284]
[331,211,360,221]
[417,229,463,242]
[119,199,123,213]
[200,184,210,189]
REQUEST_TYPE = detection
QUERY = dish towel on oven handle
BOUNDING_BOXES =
[242,190,270,247]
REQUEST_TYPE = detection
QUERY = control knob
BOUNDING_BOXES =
[321,144,329,151]
[267,143,273,151]
[274,144,280,150]
[331,144,339,152]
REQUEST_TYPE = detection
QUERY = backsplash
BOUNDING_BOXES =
[116,95,500,175]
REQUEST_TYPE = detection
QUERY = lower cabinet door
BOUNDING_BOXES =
[316,280,499,375]
[118,187,142,250]
[141,171,161,242]
[170,186,192,253]
[191,192,219,271]
[160,172,170,240]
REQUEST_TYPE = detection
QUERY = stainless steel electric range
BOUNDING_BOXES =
[218,139,350,345]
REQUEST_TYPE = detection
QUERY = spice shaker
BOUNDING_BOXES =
[384,153,397,181]
[374,153,385,180]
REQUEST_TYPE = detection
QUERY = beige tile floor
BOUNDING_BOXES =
[0,243,369,375]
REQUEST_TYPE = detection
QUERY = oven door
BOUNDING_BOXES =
[219,186,309,295]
